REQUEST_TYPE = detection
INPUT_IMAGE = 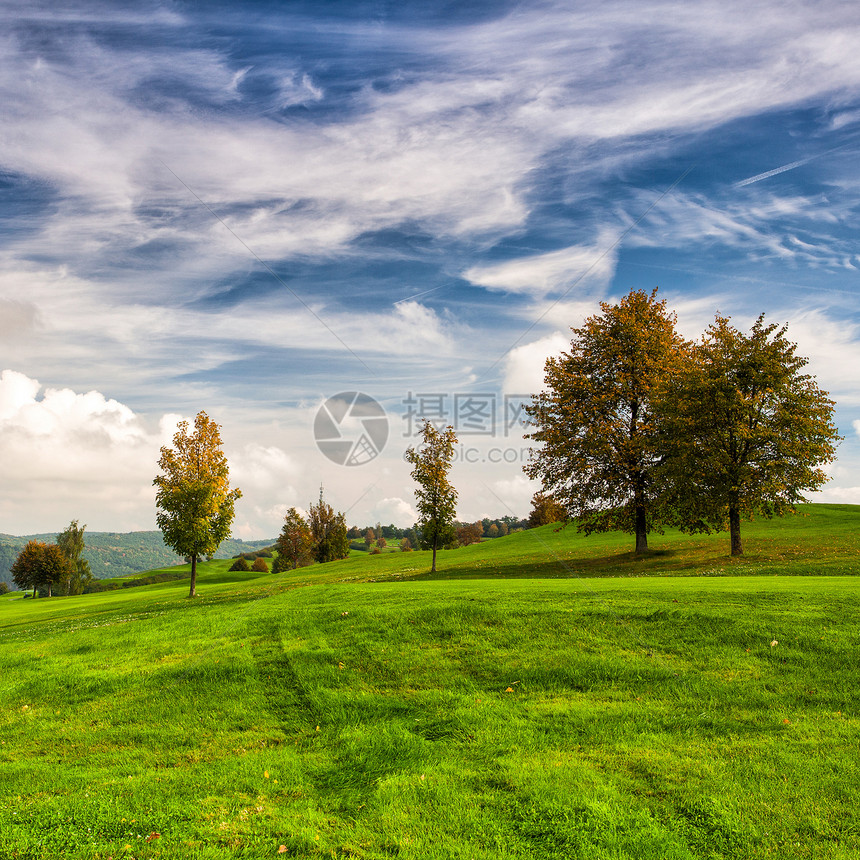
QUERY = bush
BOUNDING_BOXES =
[230,557,251,572]
[0,581,9,595]
[251,557,269,572]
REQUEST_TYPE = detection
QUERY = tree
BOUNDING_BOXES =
[405,421,459,572]
[11,540,47,597]
[399,537,413,552]
[528,491,566,527]
[11,541,70,598]
[251,557,269,572]
[56,520,94,596]
[273,507,313,572]
[308,488,350,563]
[364,528,375,549]
[456,522,483,546]
[657,313,840,556]
[153,411,242,597]
[525,289,684,553]
[229,557,250,572]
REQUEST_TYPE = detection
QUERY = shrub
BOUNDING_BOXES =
[230,557,251,572]
[251,557,269,572]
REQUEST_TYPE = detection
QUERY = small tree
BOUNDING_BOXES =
[405,421,459,572]
[251,557,269,572]
[377,536,387,549]
[273,507,313,572]
[11,541,70,598]
[364,528,375,549]
[400,537,413,552]
[528,491,566,527]
[456,522,483,546]
[154,411,242,597]
[56,520,94,596]
[308,488,350,563]
[658,314,840,556]
[0,582,9,596]
[525,289,684,553]
[229,557,251,572]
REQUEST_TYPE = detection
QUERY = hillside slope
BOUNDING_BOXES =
[0,531,274,587]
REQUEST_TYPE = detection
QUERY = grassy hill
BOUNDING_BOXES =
[0,531,275,587]
[0,504,858,858]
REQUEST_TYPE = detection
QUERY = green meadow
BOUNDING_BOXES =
[1,504,858,859]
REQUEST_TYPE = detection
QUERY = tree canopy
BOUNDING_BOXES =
[56,520,93,596]
[11,540,71,598]
[656,313,840,556]
[525,289,684,553]
[405,420,459,572]
[153,411,241,597]
[308,489,350,563]
[273,507,314,572]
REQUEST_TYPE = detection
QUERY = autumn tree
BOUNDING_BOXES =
[657,314,840,556]
[56,520,93,596]
[525,289,684,553]
[405,421,458,572]
[308,488,350,563]
[154,411,241,598]
[273,507,313,572]
[364,528,375,549]
[528,491,566,527]
[11,541,70,598]
[456,522,483,546]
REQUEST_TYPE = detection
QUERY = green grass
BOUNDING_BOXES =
[0,505,858,858]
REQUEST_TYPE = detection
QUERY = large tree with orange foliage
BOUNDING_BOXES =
[525,289,684,554]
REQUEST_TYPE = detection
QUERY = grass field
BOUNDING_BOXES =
[1,505,858,859]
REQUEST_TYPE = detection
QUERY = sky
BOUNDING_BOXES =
[2,0,860,538]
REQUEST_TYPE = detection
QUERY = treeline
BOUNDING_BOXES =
[0,530,275,591]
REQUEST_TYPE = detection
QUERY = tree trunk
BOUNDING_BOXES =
[634,504,648,554]
[729,504,743,557]
[431,533,438,573]
[189,554,198,597]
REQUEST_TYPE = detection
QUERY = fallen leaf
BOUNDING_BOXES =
[505,687,514,692]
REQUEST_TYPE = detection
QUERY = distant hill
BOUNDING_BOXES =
[0,531,274,588]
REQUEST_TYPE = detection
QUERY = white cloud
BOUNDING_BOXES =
[369,497,418,527]
[502,332,571,395]
[854,420,860,437]
[811,485,860,504]
[464,232,619,296]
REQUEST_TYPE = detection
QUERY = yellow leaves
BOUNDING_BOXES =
[278,846,287,854]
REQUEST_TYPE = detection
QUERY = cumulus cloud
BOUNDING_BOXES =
[502,332,571,395]
[370,497,418,527]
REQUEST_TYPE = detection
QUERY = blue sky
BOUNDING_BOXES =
[1,0,860,537]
